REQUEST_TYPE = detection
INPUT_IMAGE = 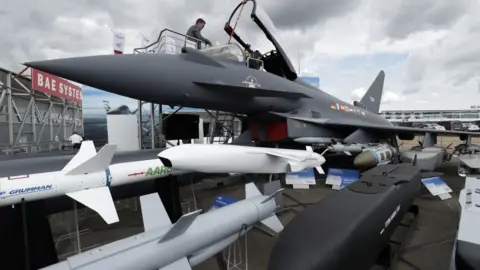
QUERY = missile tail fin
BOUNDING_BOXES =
[64,144,117,175]
[66,186,119,224]
[61,140,97,173]
[245,182,262,198]
[261,188,285,204]
[260,214,284,234]
[245,183,284,234]
[158,209,202,244]
[140,193,172,231]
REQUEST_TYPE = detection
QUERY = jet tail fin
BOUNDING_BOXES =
[359,70,385,114]
[245,183,284,234]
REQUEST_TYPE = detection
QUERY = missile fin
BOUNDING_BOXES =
[140,193,172,232]
[245,182,262,198]
[247,150,303,162]
[315,166,325,174]
[158,209,202,244]
[66,186,119,224]
[261,188,285,204]
[61,141,97,173]
[65,144,117,175]
[260,214,284,234]
[161,257,191,270]
[287,161,306,172]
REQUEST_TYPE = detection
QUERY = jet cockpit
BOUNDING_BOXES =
[224,0,298,80]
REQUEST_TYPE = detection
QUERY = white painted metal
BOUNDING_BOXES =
[106,114,139,151]
[0,141,186,224]
[159,144,326,174]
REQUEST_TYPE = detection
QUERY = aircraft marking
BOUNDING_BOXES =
[330,103,366,116]
[242,76,260,88]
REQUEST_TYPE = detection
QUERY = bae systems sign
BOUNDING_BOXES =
[31,69,82,103]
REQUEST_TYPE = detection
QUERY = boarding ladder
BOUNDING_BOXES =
[134,29,245,145]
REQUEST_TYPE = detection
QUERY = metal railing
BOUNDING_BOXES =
[133,28,263,68]
[134,28,208,54]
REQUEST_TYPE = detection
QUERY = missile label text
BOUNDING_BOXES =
[380,205,400,235]
[8,184,53,196]
[145,166,173,177]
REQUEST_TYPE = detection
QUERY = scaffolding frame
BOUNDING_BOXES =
[0,67,83,154]
[133,28,244,147]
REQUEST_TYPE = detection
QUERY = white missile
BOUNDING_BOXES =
[0,141,186,224]
[158,144,326,174]
[41,182,284,270]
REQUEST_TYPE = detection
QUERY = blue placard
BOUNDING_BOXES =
[326,168,360,189]
[286,168,316,185]
[287,168,314,178]
[421,177,452,196]
[210,195,238,210]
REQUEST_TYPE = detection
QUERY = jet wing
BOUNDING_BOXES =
[289,116,480,137]
[194,81,310,99]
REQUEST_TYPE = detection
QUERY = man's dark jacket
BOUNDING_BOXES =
[186,25,211,48]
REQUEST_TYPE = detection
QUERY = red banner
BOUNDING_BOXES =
[31,69,82,103]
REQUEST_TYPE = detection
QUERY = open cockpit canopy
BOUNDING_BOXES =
[223,0,298,80]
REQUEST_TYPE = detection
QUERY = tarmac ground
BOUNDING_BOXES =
[47,156,465,270]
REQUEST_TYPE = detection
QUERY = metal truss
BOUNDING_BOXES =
[133,28,242,147]
[0,67,83,154]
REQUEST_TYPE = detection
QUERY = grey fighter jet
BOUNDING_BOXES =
[24,0,479,170]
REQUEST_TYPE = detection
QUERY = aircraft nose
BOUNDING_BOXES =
[24,54,178,99]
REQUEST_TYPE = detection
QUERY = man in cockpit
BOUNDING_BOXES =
[186,18,212,49]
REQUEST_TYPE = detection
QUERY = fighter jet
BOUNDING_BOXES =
[24,0,479,170]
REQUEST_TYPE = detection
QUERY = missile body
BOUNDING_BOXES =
[294,137,339,144]
[42,183,283,270]
[268,164,421,270]
[0,141,185,224]
[158,144,326,174]
[353,144,397,168]
[327,143,366,154]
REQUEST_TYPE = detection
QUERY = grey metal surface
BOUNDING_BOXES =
[0,148,165,177]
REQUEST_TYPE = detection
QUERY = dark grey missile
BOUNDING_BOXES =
[268,163,422,270]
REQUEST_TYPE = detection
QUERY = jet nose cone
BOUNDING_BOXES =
[24,54,175,99]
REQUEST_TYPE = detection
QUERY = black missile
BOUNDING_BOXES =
[268,163,422,270]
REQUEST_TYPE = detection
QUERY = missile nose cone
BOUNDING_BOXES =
[353,152,376,168]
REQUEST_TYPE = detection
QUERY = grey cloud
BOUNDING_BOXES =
[403,53,426,83]
[377,0,473,39]
[402,87,420,94]
[262,0,361,30]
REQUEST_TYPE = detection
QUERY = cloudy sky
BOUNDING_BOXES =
[1,0,480,112]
